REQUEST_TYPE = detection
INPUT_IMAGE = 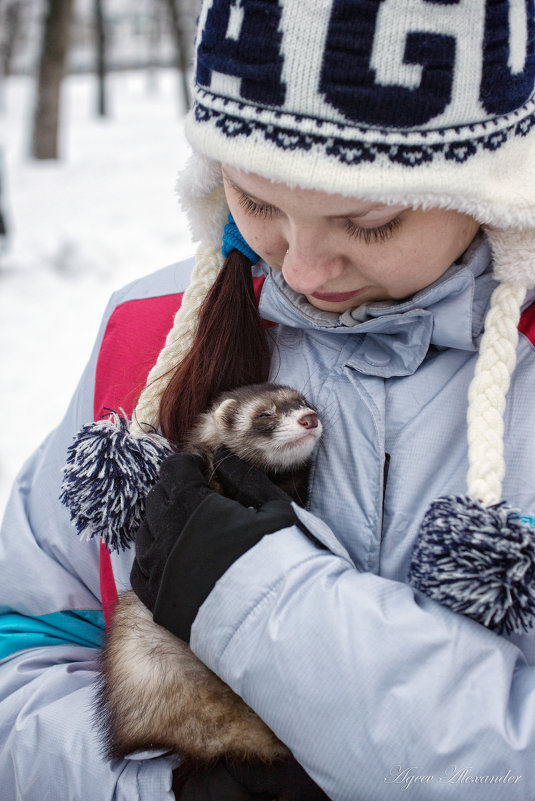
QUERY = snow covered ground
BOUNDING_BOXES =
[0,69,195,515]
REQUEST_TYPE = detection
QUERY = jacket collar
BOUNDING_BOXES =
[258,232,505,377]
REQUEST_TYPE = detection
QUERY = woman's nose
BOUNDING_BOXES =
[281,233,345,294]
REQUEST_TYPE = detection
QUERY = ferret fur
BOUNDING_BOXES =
[97,384,322,763]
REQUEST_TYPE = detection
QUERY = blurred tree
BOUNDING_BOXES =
[163,0,198,112]
[1,0,25,79]
[145,4,165,95]
[0,148,7,245]
[94,0,107,116]
[31,0,73,159]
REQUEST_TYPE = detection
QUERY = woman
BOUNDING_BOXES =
[1,1,535,799]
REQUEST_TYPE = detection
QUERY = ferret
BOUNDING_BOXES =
[97,384,322,764]
[185,382,322,506]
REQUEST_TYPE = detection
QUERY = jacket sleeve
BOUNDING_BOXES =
[190,506,535,801]
[0,290,178,801]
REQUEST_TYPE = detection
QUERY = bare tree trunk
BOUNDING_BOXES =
[31,0,73,160]
[164,0,191,112]
[1,0,24,80]
[94,0,107,116]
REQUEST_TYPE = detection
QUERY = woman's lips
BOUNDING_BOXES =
[310,287,368,303]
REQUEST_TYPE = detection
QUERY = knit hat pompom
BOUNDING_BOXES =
[409,496,535,635]
[60,412,173,551]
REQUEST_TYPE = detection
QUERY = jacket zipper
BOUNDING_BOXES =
[381,452,391,533]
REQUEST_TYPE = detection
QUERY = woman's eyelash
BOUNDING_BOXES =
[237,187,401,243]
[238,192,275,219]
[345,216,401,244]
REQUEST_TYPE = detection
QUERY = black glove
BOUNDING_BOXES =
[173,760,271,800]
[130,452,298,642]
[215,448,328,554]
[213,446,293,508]
[130,453,213,613]
[173,757,330,801]
[226,758,330,800]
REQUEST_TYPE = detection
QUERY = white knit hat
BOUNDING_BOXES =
[63,1,535,631]
[186,1,535,228]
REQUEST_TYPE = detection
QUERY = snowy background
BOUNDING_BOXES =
[0,69,195,515]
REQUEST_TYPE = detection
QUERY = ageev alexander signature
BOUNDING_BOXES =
[384,765,522,791]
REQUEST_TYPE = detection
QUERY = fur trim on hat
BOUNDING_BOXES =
[485,227,535,289]
[176,153,228,244]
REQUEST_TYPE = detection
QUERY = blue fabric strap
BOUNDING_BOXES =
[0,609,105,661]
[222,214,259,263]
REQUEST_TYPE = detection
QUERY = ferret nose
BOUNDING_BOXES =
[298,412,319,429]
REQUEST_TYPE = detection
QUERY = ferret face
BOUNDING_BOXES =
[195,384,323,471]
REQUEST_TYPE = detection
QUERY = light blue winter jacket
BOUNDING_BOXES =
[1,233,535,800]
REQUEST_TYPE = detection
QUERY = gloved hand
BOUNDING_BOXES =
[129,453,213,613]
[213,446,293,508]
[214,447,327,553]
[173,757,330,801]
[226,758,330,800]
[130,452,299,642]
[172,759,271,801]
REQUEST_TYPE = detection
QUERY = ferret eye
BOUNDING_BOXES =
[257,408,276,419]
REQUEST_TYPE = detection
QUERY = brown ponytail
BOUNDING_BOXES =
[158,250,271,446]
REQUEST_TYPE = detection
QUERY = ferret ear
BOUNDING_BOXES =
[214,398,238,429]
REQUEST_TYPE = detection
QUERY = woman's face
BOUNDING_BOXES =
[222,165,480,312]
